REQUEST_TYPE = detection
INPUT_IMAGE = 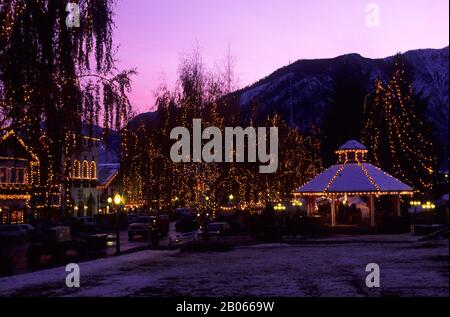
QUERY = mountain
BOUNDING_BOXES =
[129,47,449,169]
[235,47,448,168]
[82,125,121,164]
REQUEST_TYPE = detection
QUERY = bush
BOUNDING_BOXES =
[379,216,410,233]
[297,216,326,235]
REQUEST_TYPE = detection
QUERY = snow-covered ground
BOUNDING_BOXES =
[0,236,448,297]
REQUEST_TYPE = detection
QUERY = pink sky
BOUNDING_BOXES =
[113,0,449,113]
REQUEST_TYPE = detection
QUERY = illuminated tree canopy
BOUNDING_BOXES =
[0,0,135,207]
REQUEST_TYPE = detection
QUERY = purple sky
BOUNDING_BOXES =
[113,0,449,113]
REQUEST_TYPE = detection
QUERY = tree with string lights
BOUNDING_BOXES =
[0,1,135,210]
[120,48,323,210]
[361,54,437,193]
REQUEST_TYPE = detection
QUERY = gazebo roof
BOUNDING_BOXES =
[295,140,413,196]
[337,140,367,151]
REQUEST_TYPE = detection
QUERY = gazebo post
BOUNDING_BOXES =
[331,195,336,227]
[306,196,313,216]
[306,197,310,216]
[369,195,375,226]
[394,194,401,217]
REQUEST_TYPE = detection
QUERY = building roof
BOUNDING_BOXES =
[98,164,119,187]
[295,140,413,195]
[0,130,39,163]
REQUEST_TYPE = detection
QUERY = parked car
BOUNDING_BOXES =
[76,217,97,232]
[27,226,106,267]
[0,224,28,242]
[168,230,199,246]
[199,222,231,236]
[175,207,195,218]
[128,216,156,240]
[127,213,139,224]
[18,224,37,241]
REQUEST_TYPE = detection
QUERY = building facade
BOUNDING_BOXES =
[69,135,101,217]
[0,131,40,224]
[97,163,120,214]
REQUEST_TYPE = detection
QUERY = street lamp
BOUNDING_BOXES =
[422,201,436,210]
[274,203,286,211]
[114,194,122,205]
[410,200,421,231]
[228,194,234,201]
[113,194,122,256]
[421,201,436,225]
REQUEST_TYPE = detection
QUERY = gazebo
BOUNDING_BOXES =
[294,140,413,227]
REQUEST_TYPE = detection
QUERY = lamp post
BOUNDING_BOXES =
[410,200,421,231]
[422,201,436,225]
[107,197,112,214]
[114,194,122,256]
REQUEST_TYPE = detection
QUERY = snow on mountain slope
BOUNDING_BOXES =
[234,47,449,167]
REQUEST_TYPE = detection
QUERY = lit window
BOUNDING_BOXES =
[90,161,97,179]
[82,160,89,179]
[73,160,81,178]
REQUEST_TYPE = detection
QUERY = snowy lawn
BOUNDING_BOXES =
[0,237,447,297]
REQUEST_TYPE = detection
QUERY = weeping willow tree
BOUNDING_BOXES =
[0,0,135,208]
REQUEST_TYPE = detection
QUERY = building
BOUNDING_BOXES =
[0,131,40,224]
[294,140,413,227]
[69,135,101,217]
[97,163,120,214]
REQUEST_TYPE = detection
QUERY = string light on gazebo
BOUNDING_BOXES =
[295,140,413,227]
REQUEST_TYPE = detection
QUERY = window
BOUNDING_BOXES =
[82,160,89,179]
[73,160,81,178]
[90,161,97,179]
[0,168,7,183]
[17,169,25,184]
[10,168,16,183]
